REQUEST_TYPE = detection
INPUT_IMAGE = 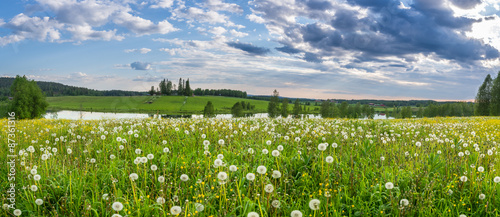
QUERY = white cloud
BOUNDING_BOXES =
[130,61,152,70]
[67,24,123,41]
[174,7,228,24]
[125,48,152,54]
[246,13,266,23]
[0,13,62,46]
[201,0,243,13]
[150,0,174,9]
[114,12,178,35]
[230,29,248,37]
[209,26,227,36]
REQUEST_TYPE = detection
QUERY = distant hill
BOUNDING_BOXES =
[0,77,147,98]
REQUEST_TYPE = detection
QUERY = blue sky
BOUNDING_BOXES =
[1,0,500,100]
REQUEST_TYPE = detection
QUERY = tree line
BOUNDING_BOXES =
[202,100,255,118]
[475,71,500,116]
[150,78,193,96]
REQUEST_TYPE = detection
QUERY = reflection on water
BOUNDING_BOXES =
[44,110,393,120]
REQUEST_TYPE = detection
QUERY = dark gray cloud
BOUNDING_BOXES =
[130,61,151,70]
[275,45,301,54]
[227,41,270,55]
[305,0,333,10]
[449,0,482,9]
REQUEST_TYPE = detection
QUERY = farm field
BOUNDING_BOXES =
[45,96,274,114]
[1,117,500,217]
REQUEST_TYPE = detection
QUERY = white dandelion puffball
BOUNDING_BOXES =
[248,148,254,154]
[458,152,464,157]
[400,199,409,206]
[257,165,267,174]
[33,174,41,181]
[31,169,37,175]
[246,173,256,181]
[147,154,154,159]
[203,140,210,146]
[158,176,165,183]
[67,148,72,154]
[35,198,43,205]
[265,184,274,193]
[266,140,272,145]
[415,141,421,147]
[180,174,189,182]
[31,185,38,192]
[110,154,116,160]
[163,147,170,153]
[102,194,109,200]
[318,143,327,151]
[214,159,223,167]
[13,209,22,216]
[195,203,204,211]
[494,176,500,183]
[380,156,385,161]
[229,165,237,172]
[272,200,281,208]
[170,206,182,215]
[248,211,259,217]
[90,158,96,163]
[129,173,139,181]
[151,165,158,171]
[460,176,468,182]
[385,182,394,190]
[262,149,269,154]
[218,139,225,145]
[331,143,338,148]
[325,156,334,163]
[309,199,320,210]
[459,215,466,217]
[291,210,303,217]
[479,194,486,200]
[135,149,142,154]
[101,135,106,140]
[140,157,148,163]
[272,170,282,179]
[112,202,124,211]
[157,197,166,204]
[119,145,124,150]
[478,166,484,172]
[277,145,284,151]
[218,172,228,181]
[111,214,122,217]
[217,154,224,159]
[41,154,48,161]
[133,158,140,165]
[116,137,122,142]
[272,150,280,157]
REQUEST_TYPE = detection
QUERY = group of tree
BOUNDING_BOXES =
[475,71,500,116]
[151,78,192,96]
[267,90,304,118]
[231,101,255,117]
[0,77,146,97]
[193,88,247,98]
[7,76,48,119]
[320,101,376,119]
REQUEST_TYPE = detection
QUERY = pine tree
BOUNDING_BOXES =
[293,99,301,118]
[490,72,500,116]
[159,79,167,95]
[9,75,48,119]
[203,101,215,118]
[475,74,493,116]
[166,80,172,95]
[177,78,183,95]
[320,100,331,118]
[231,102,244,117]
[149,86,156,95]
[281,98,289,118]
[267,89,280,118]
[184,79,192,96]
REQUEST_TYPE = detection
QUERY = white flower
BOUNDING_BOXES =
[478,166,484,172]
[111,214,122,217]
[458,152,464,157]
[214,159,223,167]
[135,149,142,154]
[102,194,109,200]
[112,202,124,211]
[67,148,72,154]
[13,209,22,216]
[247,212,259,217]
[31,185,38,192]
[158,176,165,183]
[147,154,154,159]
[290,210,303,217]
[326,156,334,163]
[203,140,210,146]
[309,199,320,210]
[151,165,158,171]
[277,145,284,151]
[35,198,43,205]
[318,143,327,151]
[33,174,41,181]
[218,139,225,145]
[229,165,237,172]
[494,176,500,183]
[116,137,122,142]
[479,194,486,200]
[400,199,409,206]
[459,215,466,217]
[170,206,182,215]
[460,176,468,182]
[385,182,394,190]
[272,150,280,157]
[217,154,224,159]
[218,172,228,181]
[415,142,421,147]
[90,158,96,163]
[129,173,139,181]
[31,169,37,175]
[101,135,106,140]
[272,200,281,208]
[246,173,255,181]
[380,156,385,161]
[119,145,124,150]
[41,154,48,161]
[110,154,116,160]
[331,143,338,148]
[195,203,204,212]
[163,147,170,153]
[248,148,254,154]
[262,149,269,154]
[257,165,267,174]
[180,174,189,182]
[266,140,272,145]
[264,184,274,193]
[437,150,441,154]
[272,170,282,179]
[140,157,147,163]
[157,197,166,204]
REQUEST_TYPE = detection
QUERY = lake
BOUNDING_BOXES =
[44,110,392,120]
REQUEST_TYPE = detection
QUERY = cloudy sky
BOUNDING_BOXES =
[1,0,500,100]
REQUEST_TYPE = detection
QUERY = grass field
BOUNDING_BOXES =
[46,96,274,114]
[1,117,500,217]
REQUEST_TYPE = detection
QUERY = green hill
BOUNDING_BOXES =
[46,95,272,114]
